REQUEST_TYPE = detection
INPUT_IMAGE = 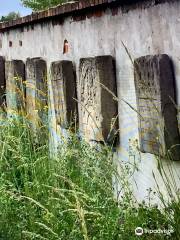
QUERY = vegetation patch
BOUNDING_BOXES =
[0,116,179,239]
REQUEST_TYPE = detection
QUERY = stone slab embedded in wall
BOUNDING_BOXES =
[78,55,118,144]
[5,60,25,113]
[0,56,5,106]
[134,54,180,160]
[26,58,47,125]
[50,60,77,128]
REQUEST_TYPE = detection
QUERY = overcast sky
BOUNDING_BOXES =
[0,0,31,17]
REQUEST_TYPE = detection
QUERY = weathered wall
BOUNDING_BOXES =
[0,0,180,202]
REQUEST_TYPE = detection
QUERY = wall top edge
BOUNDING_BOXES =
[0,0,176,31]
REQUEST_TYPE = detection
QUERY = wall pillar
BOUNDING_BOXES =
[78,55,118,145]
[50,60,77,129]
[26,58,47,126]
[49,60,77,152]
[5,60,25,115]
[0,56,5,107]
[134,54,180,160]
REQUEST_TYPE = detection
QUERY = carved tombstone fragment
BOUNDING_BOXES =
[50,61,77,128]
[5,60,25,113]
[134,54,180,160]
[0,56,5,107]
[78,55,118,144]
[26,58,47,124]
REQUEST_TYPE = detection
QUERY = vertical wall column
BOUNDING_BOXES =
[5,60,25,114]
[78,55,118,144]
[26,58,47,125]
[134,54,180,160]
[0,56,5,107]
[50,60,77,129]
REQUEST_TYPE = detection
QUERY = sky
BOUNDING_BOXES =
[0,0,32,17]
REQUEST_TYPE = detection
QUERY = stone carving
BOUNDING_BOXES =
[26,58,47,124]
[0,56,5,107]
[134,54,180,160]
[50,60,77,128]
[5,60,25,113]
[78,55,118,144]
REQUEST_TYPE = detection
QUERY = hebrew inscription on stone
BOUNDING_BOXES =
[0,56,5,106]
[134,54,180,160]
[50,60,77,128]
[78,55,118,144]
[5,60,25,112]
[26,58,47,123]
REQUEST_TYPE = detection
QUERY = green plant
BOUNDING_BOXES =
[21,0,73,12]
[0,12,21,22]
[0,116,121,239]
[0,115,179,239]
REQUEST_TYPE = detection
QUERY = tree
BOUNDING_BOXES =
[0,12,21,22]
[21,0,71,11]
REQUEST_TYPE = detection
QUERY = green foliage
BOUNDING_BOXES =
[0,12,21,22]
[0,117,120,239]
[0,116,179,239]
[21,0,71,11]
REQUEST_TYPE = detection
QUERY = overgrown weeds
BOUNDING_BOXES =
[0,115,179,239]
[0,116,120,239]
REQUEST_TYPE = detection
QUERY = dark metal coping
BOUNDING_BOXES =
[0,0,170,31]
[0,0,113,31]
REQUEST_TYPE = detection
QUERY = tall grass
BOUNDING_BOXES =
[0,115,121,239]
[0,114,179,239]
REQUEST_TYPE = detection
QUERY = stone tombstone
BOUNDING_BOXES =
[0,56,5,106]
[78,55,118,144]
[134,54,180,160]
[50,60,77,128]
[26,58,47,124]
[5,60,25,113]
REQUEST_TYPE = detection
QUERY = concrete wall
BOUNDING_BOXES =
[0,0,180,202]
